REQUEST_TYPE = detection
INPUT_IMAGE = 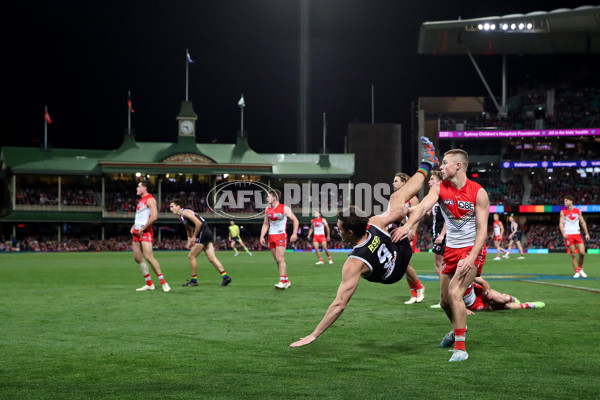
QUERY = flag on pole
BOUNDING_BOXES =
[44,109,52,124]
[127,99,134,113]
[238,95,245,108]
[187,50,194,64]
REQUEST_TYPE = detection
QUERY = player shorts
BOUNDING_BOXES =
[195,226,213,245]
[132,227,153,243]
[442,245,486,276]
[313,234,327,243]
[468,285,486,311]
[409,233,418,252]
[230,236,241,243]
[511,232,521,242]
[268,233,287,249]
[432,235,446,255]
[493,235,502,242]
[565,234,583,247]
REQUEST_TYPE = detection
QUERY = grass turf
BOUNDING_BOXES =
[0,251,599,399]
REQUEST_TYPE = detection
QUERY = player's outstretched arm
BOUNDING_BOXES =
[290,258,364,347]
[391,185,440,242]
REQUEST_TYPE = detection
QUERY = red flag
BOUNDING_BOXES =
[44,110,52,124]
[127,99,134,113]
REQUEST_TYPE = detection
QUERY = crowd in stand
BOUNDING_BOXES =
[441,86,600,131]
[16,185,99,206]
[529,175,600,205]
[478,176,524,205]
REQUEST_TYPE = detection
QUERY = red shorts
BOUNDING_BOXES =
[442,245,486,276]
[132,227,153,243]
[313,234,327,243]
[268,233,287,249]
[468,285,486,311]
[565,234,583,247]
[493,235,502,242]
[410,233,418,252]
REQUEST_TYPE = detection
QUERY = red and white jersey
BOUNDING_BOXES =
[493,220,502,236]
[134,194,154,229]
[562,207,582,235]
[312,217,327,236]
[439,179,483,248]
[266,203,287,235]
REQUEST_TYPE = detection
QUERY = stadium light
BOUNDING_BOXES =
[465,20,546,33]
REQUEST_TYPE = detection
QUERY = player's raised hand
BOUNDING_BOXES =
[391,226,410,242]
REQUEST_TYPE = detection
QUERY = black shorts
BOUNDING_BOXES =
[432,235,446,255]
[196,226,213,245]
[511,232,521,242]
[231,236,240,243]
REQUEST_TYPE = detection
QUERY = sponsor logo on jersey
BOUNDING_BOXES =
[368,235,381,253]
[443,199,454,206]
[458,200,474,211]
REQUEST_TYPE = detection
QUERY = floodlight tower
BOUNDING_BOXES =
[298,0,310,153]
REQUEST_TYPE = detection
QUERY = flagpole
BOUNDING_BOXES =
[185,49,189,101]
[128,91,132,133]
[371,85,375,125]
[322,112,326,154]
[240,94,244,138]
[44,105,48,150]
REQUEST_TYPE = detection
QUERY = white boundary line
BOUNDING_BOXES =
[519,280,600,294]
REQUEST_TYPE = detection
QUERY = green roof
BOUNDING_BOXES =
[1,136,354,178]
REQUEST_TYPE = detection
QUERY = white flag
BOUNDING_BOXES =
[238,95,245,108]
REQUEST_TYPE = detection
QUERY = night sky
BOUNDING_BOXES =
[3,0,597,154]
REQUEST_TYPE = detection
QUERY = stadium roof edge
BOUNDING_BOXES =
[418,6,600,55]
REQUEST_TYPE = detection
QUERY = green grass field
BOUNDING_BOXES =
[0,250,599,399]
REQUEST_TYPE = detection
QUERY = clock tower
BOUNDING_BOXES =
[176,100,198,137]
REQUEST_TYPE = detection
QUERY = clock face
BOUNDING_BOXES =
[180,120,194,135]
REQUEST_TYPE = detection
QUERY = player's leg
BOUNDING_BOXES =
[493,240,502,260]
[505,240,513,259]
[273,246,290,289]
[181,243,203,286]
[204,242,231,285]
[313,241,324,264]
[430,252,444,308]
[230,239,239,255]
[389,137,439,210]
[142,241,170,292]
[516,241,525,258]
[576,242,587,277]
[133,241,154,291]
[568,244,580,277]
[446,261,478,362]
[239,238,252,255]
[323,244,333,263]
[439,273,456,346]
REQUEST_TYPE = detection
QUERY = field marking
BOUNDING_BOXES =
[519,280,600,294]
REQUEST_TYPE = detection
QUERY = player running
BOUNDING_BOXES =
[228,220,252,256]
[308,210,333,265]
